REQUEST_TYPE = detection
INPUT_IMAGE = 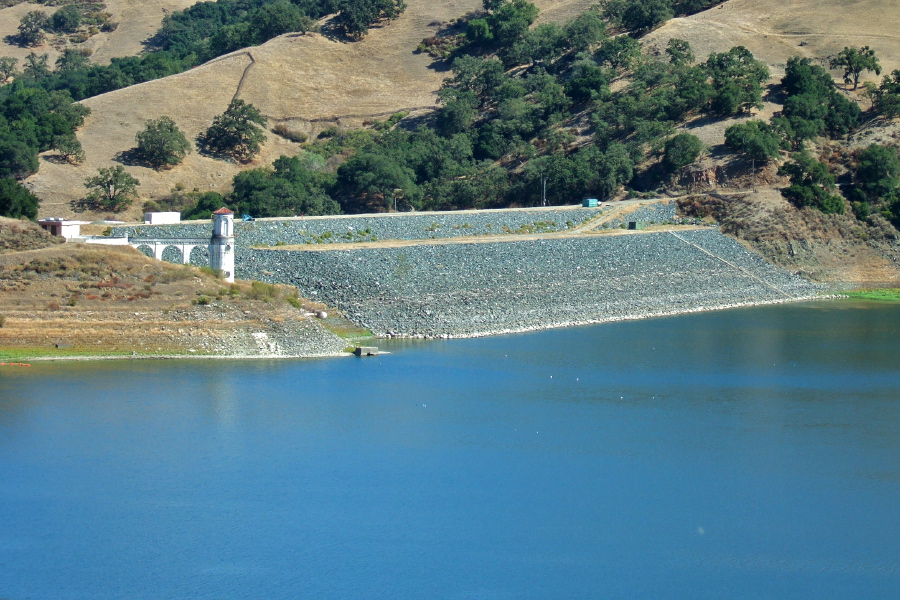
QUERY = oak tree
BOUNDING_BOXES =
[199,100,267,162]
[135,116,191,170]
[53,134,85,164]
[84,166,140,211]
[829,46,880,90]
[17,11,49,47]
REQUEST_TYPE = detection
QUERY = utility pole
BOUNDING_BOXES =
[541,173,547,207]
[751,158,757,192]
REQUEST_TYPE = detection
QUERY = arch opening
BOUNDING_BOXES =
[189,246,210,267]
[161,246,183,264]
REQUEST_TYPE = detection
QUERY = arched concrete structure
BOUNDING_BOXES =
[122,210,236,282]
[77,215,236,282]
[128,237,210,265]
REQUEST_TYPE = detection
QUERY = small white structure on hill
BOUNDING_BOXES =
[209,207,235,282]
[37,218,90,239]
[144,212,181,224]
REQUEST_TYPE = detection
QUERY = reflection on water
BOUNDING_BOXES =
[0,301,899,600]
[210,377,239,427]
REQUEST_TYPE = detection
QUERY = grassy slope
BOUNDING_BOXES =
[22,0,611,219]
[646,0,900,78]
[27,0,482,220]
[0,219,349,359]
[0,0,198,67]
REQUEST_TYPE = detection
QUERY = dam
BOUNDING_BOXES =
[113,201,824,338]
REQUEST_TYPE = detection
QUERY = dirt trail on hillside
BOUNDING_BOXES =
[26,0,485,218]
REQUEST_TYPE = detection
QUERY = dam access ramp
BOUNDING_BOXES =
[114,200,676,250]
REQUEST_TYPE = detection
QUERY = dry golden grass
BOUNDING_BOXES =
[0,3,56,64]
[28,0,619,220]
[86,0,200,64]
[0,217,64,252]
[0,0,197,67]
[26,0,487,220]
[645,0,900,77]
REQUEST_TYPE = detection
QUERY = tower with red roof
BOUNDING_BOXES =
[209,207,235,282]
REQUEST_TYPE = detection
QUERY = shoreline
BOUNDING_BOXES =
[6,294,843,362]
[381,294,841,340]
[20,350,352,362]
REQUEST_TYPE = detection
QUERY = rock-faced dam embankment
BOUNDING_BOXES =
[114,204,824,338]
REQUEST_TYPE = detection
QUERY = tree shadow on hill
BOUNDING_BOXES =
[423,55,452,74]
[417,13,482,74]
[113,148,146,167]
[193,138,245,165]
[69,196,102,214]
[316,16,356,44]
[41,153,73,166]
[140,34,163,53]
[398,110,437,132]
[3,34,29,48]
[764,82,786,106]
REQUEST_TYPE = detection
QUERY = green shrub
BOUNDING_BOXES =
[779,151,844,214]
[662,133,703,172]
[856,144,900,199]
[724,121,781,162]
[199,266,224,279]
[248,280,277,300]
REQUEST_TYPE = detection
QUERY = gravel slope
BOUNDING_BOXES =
[242,229,824,338]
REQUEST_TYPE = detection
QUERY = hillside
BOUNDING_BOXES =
[0,0,198,66]
[23,0,900,222]
[0,219,352,359]
[27,0,483,219]
[645,0,900,78]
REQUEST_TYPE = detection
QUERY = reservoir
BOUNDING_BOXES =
[1,301,899,599]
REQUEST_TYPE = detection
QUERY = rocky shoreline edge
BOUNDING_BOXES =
[17,294,841,362]
[379,294,839,340]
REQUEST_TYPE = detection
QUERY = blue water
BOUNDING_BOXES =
[1,301,899,599]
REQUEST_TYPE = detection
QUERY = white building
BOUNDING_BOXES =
[37,218,90,239]
[144,212,181,225]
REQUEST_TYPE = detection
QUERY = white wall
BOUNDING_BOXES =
[144,212,181,225]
